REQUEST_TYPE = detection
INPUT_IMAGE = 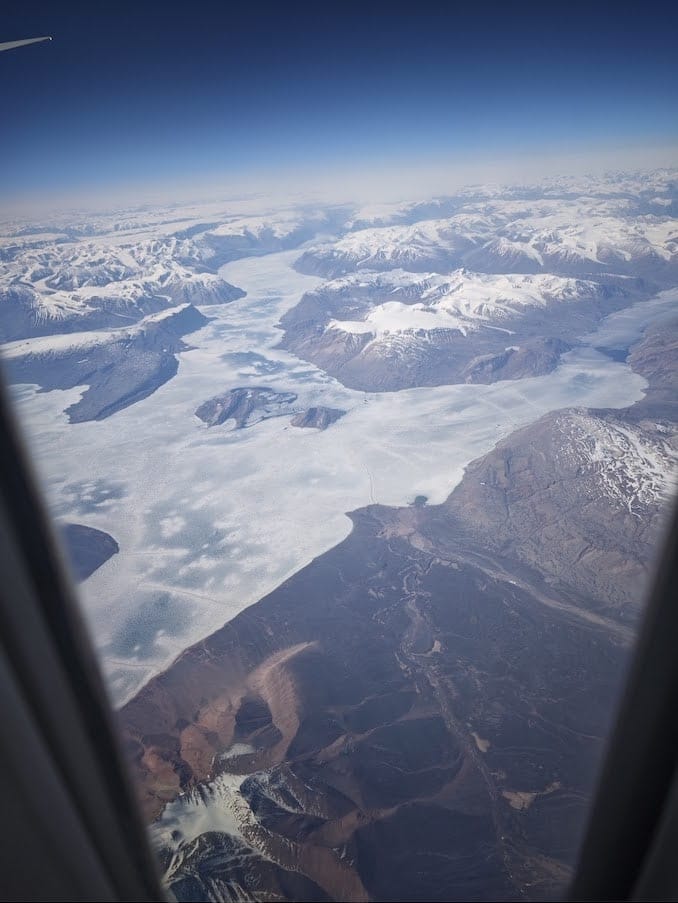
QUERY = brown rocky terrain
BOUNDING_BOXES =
[119,320,678,902]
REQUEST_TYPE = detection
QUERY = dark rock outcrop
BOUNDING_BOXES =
[290,407,346,430]
[195,387,298,429]
[59,522,119,581]
[462,337,571,383]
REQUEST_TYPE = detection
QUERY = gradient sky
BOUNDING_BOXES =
[1,2,677,204]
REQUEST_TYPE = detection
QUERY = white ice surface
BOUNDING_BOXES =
[8,249,672,706]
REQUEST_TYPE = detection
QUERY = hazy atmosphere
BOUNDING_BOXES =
[2,3,677,206]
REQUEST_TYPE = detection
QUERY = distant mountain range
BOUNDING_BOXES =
[3,170,677,403]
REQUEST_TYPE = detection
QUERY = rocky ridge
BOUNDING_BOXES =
[3,304,209,422]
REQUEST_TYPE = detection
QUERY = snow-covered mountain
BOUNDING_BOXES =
[0,201,343,421]
[297,171,678,282]
[2,169,677,404]
[200,210,336,263]
[299,196,678,279]
[3,303,210,422]
[345,169,678,230]
[0,237,243,343]
[0,203,343,344]
[321,270,625,337]
[278,267,639,390]
[563,410,678,515]
[279,172,678,390]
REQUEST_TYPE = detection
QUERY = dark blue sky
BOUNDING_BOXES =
[1,2,677,202]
